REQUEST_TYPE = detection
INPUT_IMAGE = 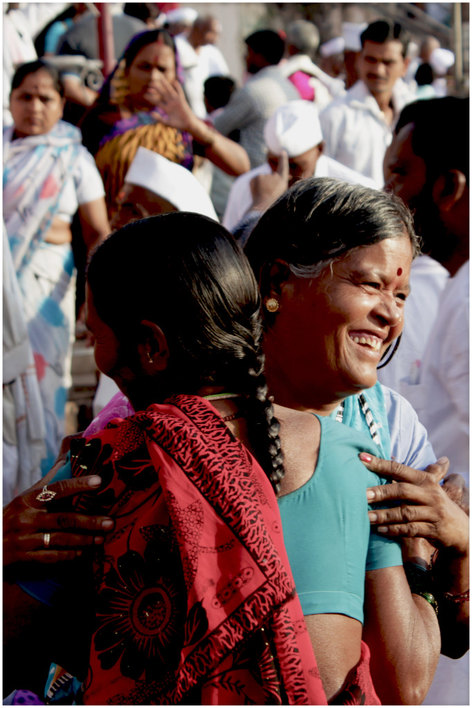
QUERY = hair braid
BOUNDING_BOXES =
[241,343,285,495]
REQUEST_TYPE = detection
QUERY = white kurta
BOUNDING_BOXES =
[378,255,449,402]
[406,261,469,482]
[319,79,414,188]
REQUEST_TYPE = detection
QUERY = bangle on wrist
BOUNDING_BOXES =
[441,588,470,605]
[404,561,439,616]
[415,590,439,616]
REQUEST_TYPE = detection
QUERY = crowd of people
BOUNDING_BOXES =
[3,3,469,706]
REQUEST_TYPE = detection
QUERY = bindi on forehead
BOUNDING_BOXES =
[397,268,403,276]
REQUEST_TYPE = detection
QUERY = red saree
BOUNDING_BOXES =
[69,394,327,704]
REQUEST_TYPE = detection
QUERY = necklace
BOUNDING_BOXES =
[204,392,242,401]
[203,392,243,423]
[222,411,243,422]
[335,394,381,447]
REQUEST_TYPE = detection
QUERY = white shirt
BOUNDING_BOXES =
[223,153,376,233]
[175,34,229,118]
[319,79,415,188]
[378,255,449,401]
[406,261,469,482]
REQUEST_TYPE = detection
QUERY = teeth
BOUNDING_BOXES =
[351,336,381,351]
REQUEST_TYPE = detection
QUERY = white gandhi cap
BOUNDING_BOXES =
[165,8,198,26]
[430,47,455,75]
[125,147,218,221]
[264,101,323,158]
[320,36,345,57]
[342,21,368,52]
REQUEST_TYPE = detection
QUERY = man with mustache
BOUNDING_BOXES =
[320,19,414,188]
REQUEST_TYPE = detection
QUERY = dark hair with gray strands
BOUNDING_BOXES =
[245,178,419,368]
[286,20,320,57]
[245,177,420,292]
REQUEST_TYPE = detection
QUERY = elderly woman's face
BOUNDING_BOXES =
[10,70,64,137]
[264,235,412,410]
[126,42,176,108]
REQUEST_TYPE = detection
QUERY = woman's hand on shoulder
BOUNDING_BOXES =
[360,453,468,555]
[3,474,114,567]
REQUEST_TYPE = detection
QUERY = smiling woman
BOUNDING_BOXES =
[243,178,449,703]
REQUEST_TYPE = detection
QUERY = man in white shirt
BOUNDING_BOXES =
[223,100,374,233]
[174,15,229,119]
[383,95,469,706]
[320,19,414,188]
[213,30,299,169]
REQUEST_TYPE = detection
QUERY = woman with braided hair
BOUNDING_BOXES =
[5,212,327,704]
[5,209,448,704]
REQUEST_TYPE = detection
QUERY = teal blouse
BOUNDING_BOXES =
[278,414,402,624]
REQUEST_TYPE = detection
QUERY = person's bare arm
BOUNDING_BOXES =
[152,78,250,176]
[249,150,290,213]
[363,565,440,704]
[78,197,110,257]
[304,614,363,702]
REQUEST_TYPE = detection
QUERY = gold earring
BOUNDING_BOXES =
[265,297,279,313]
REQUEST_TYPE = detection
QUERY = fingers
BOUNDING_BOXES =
[442,474,469,514]
[360,452,448,486]
[366,480,431,506]
[28,475,102,509]
[277,150,289,182]
[45,512,114,533]
[368,502,437,528]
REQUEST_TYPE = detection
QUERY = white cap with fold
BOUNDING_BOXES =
[342,21,368,52]
[165,7,198,26]
[320,36,345,57]
[430,47,455,75]
[125,147,218,221]
[264,101,323,157]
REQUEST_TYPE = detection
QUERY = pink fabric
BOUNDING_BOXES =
[289,71,315,101]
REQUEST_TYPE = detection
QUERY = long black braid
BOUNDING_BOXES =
[87,212,285,494]
[242,349,285,493]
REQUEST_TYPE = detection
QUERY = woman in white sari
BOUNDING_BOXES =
[3,59,109,486]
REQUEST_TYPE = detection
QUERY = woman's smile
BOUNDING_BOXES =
[263,234,412,411]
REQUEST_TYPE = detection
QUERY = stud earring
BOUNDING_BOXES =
[265,297,279,313]
[147,352,154,364]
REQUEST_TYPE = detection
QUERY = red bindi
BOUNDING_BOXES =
[397,267,403,276]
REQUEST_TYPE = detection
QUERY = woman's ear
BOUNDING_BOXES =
[432,169,467,212]
[137,320,170,372]
[260,260,294,317]
[260,259,292,301]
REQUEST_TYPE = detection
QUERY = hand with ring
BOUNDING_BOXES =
[3,474,115,567]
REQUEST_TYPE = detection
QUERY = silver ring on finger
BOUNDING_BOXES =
[43,532,51,548]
